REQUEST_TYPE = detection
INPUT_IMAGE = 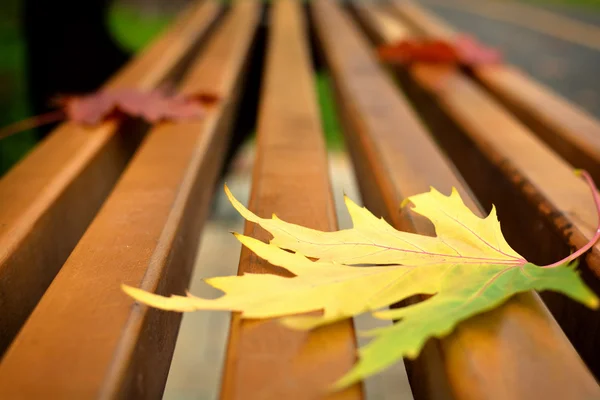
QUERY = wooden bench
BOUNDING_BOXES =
[0,0,599,398]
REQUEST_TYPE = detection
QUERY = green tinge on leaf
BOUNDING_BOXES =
[331,262,598,390]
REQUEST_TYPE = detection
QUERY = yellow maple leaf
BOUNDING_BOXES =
[124,233,439,327]
[122,175,599,390]
[227,185,525,267]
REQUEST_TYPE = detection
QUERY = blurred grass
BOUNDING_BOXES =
[315,72,345,151]
[0,0,37,174]
[107,3,173,53]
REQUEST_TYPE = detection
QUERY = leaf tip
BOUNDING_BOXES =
[231,232,249,245]
[121,284,152,306]
[405,349,420,360]
[328,374,357,393]
[223,183,232,197]
[121,283,138,297]
[343,193,354,206]
[587,294,599,310]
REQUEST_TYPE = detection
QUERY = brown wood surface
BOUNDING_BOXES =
[315,2,600,399]
[0,2,259,398]
[358,1,600,388]
[392,0,600,189]
[0,0,222,356]
[219,1,362,399]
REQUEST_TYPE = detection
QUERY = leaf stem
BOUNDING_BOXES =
[0,110,65,141]
[541,169,600,268]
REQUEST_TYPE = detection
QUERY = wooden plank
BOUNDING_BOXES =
[354,1,600,386]
[219,1,362,399]
[315,2,600,399]
[0,0,221,355]
[0,2,259,398]
[391,0,600,185]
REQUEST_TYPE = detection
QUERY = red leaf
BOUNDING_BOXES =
[378,39,458,64]
[378,34,502,66]
[454,35,502,65]
[56,88,220,126]
[0,89,221,141]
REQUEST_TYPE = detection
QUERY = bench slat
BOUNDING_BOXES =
[0,3,259,398]
[318,2,600,399]
[0,0,221,355]
[356,1,600,384]
[392,0,600,187]
[218,1,361,399]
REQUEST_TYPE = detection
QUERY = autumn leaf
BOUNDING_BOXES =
[378,34,502,66]
[56,88,217,125]
[378,38,457,64]
[332,262,595,388]
[122,171,599,391]
[454,35,502,65]
[0,89,220,140]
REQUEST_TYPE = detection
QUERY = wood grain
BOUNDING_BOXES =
[0,0,222,356]
[392,0,600,189]
[219,1,362,399]
[317,2,600,399]
[0,2,259,398]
